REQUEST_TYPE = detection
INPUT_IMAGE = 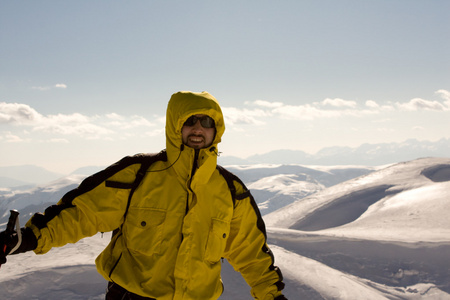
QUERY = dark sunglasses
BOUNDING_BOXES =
[183,115,215,128]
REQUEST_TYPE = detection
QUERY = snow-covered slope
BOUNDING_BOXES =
[265,157,450,242]
[263,157,450,298]
[0,158,449,299]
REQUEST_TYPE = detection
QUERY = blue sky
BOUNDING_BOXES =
[1,1,449,173]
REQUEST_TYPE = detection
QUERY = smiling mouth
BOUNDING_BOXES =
[188,135,204,143]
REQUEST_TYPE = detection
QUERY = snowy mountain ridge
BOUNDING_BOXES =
[219,138,450,166]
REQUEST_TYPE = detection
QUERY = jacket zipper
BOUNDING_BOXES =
[186,149,200,215]
[181,149,200,244]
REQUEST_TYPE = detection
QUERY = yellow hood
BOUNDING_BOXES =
[165,91,225,183]
[165,91,225,151]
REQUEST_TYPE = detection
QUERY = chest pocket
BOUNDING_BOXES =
[205,218,231,264]
[124,207,167,255]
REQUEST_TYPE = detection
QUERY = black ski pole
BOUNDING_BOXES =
[5,210,19,234]
[1,210,20,264]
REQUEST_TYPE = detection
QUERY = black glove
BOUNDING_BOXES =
[0,227,37,265]
[0,229,16,264]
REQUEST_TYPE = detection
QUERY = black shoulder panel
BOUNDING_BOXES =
[217,165,237,206]
[216,165,252,204]
[61,150,167,205]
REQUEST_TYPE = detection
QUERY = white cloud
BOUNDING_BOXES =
[396,98,448,111]
[49,113,91,124]
[1,131,25,143]
[436,89,450,100]
[0,102,42,124]
[0,102,162,142]
[436,89,450,108]
[249,100,346,120]
[31,83,68,91]
[36,122,109,136]
[128,115,154,127]
[216,90,450,126]
[394,90,450,111]
[222,107,268,125]
[155,115,166,124]
[145,128,165,137]
[321,98,357,108]
[365,100,379,108]
[104,114,154,129]
[380,104,396,111]
[272,104,342,120]
[247,98,375,120]
[31,113,112,137]
[251,100,284,108]
[106,113,125,120]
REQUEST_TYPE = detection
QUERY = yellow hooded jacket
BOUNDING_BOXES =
[26,91,285,299]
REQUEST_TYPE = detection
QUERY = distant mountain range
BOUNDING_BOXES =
[0,165,103,189]
[1,138,450,188]
[218,138,450,166]
[0,165,64,189]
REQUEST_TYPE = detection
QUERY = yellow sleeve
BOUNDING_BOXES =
[224,181,285,299]
[26,161,141,254]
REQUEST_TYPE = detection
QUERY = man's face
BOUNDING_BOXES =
[181,114,215,149]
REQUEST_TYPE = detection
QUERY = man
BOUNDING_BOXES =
[0,91,287,299]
